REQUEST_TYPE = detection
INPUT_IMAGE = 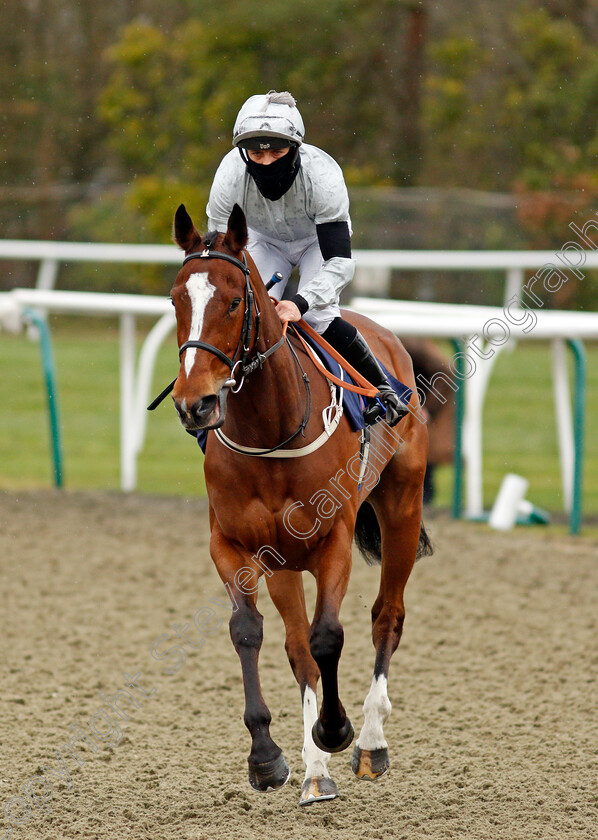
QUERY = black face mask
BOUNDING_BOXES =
[242,147,301,201]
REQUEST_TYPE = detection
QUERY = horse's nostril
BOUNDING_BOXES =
[173,395,218,427]
[191,395,218,421]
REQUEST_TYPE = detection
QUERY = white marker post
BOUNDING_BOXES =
[489,474,529,531]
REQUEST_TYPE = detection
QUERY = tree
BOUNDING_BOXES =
[423,7,598,194]
[0,0,192,242]
[96,1,429,238]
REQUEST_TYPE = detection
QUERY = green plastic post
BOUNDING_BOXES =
[566,339,586,535]
[23,309,63,487]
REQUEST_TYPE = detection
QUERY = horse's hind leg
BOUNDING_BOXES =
[352,431,425,780]
[211,527,289,793]
[266,571,338,805]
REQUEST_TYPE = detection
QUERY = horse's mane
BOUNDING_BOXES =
[202,230,219,249]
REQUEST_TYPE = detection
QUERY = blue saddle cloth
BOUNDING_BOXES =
[196,326,412,453]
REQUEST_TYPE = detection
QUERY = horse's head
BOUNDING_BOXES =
[170,203,253,431]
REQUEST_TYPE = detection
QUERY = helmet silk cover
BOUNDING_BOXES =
[233,91,305,149]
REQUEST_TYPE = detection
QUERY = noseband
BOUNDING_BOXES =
[148,247,284,411]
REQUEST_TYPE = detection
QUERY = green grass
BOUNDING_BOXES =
[0,317,206,496]
[433,338,598,515]
[1,320,597,517]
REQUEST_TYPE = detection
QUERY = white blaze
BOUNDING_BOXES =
[184,273,216,376]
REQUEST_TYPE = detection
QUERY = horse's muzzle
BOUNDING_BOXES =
[174,394,219,430]
[173,387,231,431]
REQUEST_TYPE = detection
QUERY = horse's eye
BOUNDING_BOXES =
[170,297,175,307]
[229,297,242,313]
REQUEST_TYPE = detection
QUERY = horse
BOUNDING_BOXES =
[165,202,431,805]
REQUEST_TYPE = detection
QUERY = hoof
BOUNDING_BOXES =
[311,718,354,754]
[299,776,339,806]
[351,745,390,780]
[248,753,290,792]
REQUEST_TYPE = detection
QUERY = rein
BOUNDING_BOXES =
[289,320,379,398]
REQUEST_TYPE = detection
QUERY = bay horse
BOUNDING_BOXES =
[165,203,430,805]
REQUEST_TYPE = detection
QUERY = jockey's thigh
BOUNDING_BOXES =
[247,231,293,301]
[294,236,340,334]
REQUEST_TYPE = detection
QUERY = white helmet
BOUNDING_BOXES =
[232,91,304,149]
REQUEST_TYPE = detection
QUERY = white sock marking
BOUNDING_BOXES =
[184,273,216,377]
[356,674,391,751]
[302,686,331,780]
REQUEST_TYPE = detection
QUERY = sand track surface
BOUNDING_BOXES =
[0,491,596,839]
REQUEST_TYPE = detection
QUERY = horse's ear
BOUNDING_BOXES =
[222,204,248,254]
[173,204,201,252]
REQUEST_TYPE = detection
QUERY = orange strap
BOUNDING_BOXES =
[287,318,380,399]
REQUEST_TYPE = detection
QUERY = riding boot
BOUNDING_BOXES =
[322,318,407,427]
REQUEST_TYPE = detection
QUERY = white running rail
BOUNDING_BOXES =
[1,241,597,514]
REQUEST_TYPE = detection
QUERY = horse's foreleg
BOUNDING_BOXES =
[309,524,354,755]
[211,528,289,792]
[352,448,424,781]
[266,571,338,805]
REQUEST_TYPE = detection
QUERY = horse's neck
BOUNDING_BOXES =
[225,297,307,446]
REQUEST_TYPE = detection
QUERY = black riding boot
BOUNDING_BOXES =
[322,318,407,427]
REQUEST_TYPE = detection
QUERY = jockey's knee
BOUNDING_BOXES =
[302,305,341,335]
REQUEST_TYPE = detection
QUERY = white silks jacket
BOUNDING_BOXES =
[206,144,356,313]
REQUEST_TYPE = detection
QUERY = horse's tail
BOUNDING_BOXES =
[354,501,433,566]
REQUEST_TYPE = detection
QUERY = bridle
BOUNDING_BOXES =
[178,248,265,393]
[147,246,311,447]
[148,248,282,412]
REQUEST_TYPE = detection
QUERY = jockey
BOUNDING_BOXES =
[206,90,404,426]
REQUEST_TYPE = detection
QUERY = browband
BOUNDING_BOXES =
[182,249,250,275]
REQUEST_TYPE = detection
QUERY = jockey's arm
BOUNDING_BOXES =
[290,221,356,315]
